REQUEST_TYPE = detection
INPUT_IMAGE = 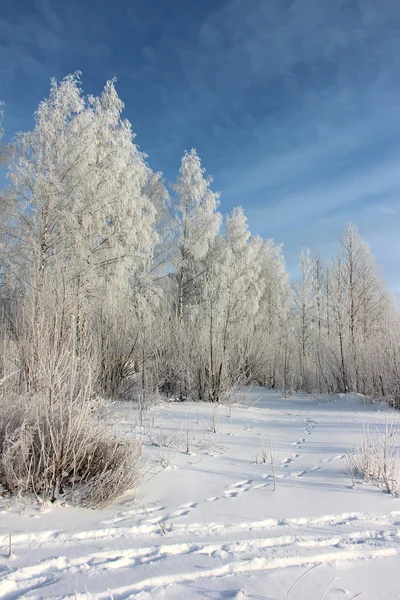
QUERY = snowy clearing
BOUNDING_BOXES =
[1,389,400,600]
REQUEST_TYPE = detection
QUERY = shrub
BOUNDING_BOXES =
[0,339,142,509]
[0,392,141,508]
[345,421,399,494]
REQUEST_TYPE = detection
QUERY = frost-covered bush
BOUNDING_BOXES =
[0,392,141,508]
[345,422,399,494]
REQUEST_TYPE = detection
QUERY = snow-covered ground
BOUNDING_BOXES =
[1,389,400,600]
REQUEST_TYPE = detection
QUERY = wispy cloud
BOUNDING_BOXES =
[169,0,400,287]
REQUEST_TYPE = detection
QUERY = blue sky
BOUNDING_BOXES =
[1,0,400,289]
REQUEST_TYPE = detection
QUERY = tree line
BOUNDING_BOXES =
[0,73,399,407]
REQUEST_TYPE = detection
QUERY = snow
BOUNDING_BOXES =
[1,389,400,599]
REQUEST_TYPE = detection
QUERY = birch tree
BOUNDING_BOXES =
[205,207,263,401]
[339,224,391,393]
[292,248,315,390]
[253,240,289,387]
[170,149,221,321]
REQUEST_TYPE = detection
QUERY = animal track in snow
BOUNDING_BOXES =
[290,470,306,478]
[171,502,198,518]
[279,465,321,478]
[290,438,305,447]
[232,480,252,488]
[224,480,253,497]
[205,477,275,504]
[179,502,197,509]
[289,416,318,451]
[321,454,345,463]
[100,504,165,526]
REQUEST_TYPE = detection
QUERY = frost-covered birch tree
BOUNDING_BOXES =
[203,207,263,402]
[170,149,221,321]
[252,240,289,388]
